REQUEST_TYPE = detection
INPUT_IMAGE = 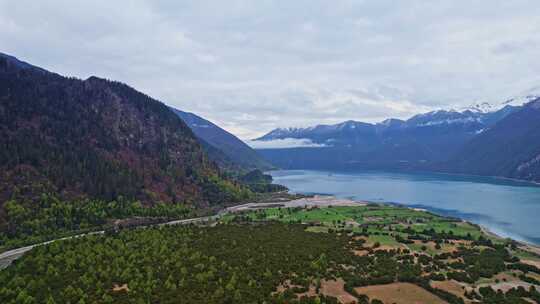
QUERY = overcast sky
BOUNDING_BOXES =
[1,1,540,139]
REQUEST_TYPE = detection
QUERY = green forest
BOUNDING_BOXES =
[2,205,540,303]
[0,194,192,253]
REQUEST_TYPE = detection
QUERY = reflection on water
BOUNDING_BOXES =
[270,170,540,244]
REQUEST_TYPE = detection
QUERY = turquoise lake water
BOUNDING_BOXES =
[270,170,540,245]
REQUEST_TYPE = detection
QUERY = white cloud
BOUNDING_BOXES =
[247,138,328,149]
[1,0,539,139]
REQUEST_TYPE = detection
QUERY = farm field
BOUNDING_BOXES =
[223,204,540,303]
[226,204,486,243]
[2,204,540,303]
[354,282,449,304]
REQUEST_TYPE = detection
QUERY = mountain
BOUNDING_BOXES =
[0,53,247,213]
[459,86,540,114]
[172,109,271,171]
[440,98,540,182]
[253,106,519,170]
[500,86,540,108]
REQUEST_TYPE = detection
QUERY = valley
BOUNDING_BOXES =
[2,4,540,302]
[2,196,540,303]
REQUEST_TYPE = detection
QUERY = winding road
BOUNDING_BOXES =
[0,215,220,270]
[0,196,354,270]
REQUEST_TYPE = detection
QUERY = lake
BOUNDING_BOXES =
[270,169,540,245]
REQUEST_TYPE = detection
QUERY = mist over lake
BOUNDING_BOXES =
[270,170,540,245]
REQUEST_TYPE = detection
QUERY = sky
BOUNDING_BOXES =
[1,1,540,140]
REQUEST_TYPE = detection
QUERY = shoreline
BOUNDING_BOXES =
[270,168,540,188]
[3,194,540,270]
[479,224,540,257]
[271,193,540,257]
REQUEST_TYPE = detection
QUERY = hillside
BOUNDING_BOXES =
[0,53,247,215]
[3,203,540,303]
[441,98,540,182]
[254,108,518,171]
[172,109,271,171]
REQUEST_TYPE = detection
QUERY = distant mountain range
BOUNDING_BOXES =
[172,109,271,172]
[0,52,252,217]
[254,90,540,183]
[443,99,540,182]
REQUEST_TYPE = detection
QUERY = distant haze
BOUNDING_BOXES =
[1,1,539,139]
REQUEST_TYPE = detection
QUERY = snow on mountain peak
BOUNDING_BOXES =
[460,102,497,113]
[459,86,540,114]
[502,87,540,108]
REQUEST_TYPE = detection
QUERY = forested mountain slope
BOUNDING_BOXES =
[255,108,518,171]
[0,53,247,218]
[173,109,271,171]
[441,98,540,182]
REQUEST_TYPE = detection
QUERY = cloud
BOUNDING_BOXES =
[1,1,540,139]
[247,138,328,149]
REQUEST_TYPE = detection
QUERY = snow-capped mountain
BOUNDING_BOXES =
[253,86,540,183]
[255,108,496,143]
[460,102,500,113]
[501,86,540,108]
[459,86,540,113]
[405,110,485,127]
[445,95,540,183]
[256,88,540,144]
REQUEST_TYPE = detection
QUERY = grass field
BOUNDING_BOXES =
[228,205,483,238]
[223,204,491,256]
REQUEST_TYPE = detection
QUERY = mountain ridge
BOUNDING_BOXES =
[253,93,539,183]
[172,109,272,172]
[438,97,540,182]
[0,53,248,217]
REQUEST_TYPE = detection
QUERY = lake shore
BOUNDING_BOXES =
[271,169,540,250]
[479,224,540,260]
[262,193,540,258]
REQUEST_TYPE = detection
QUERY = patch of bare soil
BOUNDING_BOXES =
[283,278,358,304]
[345,220,360,227]
[518,244,540,257]
[320,278,357,304]
[449,239,472,246]
[355,282,449,304]
[273,280,304,295]
[353,249,369,256]
[486,281,538,293]
[374,245,401,251]
[112,283,129,292]
[431,280,466,298]
[284,195,368,208]
[296,286,318,299]
[522,259,540,269]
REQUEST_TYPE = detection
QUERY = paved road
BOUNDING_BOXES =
[0,231,105,269]
[0,215,219,270]
[0,199,302,270]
